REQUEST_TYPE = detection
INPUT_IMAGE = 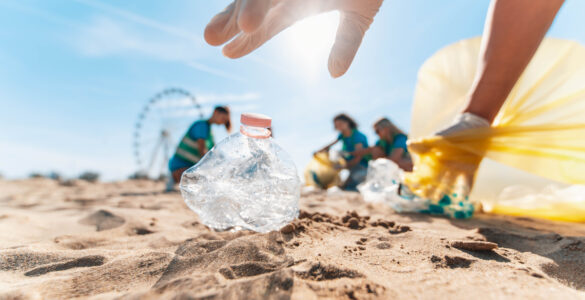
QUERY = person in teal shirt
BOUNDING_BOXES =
[317,113,369,190]
[169,106,231,183]
[353,117,412,171]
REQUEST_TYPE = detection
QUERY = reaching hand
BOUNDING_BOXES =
[402,112,491,218]
[434,112,491,136]
[204,0,384,78]
[408,112,490,155]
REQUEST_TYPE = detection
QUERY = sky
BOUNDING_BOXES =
[1,0,585,180]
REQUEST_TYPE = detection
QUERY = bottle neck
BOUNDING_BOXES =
[240,124,271,139]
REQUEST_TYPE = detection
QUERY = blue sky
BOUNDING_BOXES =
[1,0,585,180]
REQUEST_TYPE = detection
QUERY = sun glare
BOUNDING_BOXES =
[280,12,340,81]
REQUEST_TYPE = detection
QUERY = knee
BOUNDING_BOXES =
[172,168,188,183]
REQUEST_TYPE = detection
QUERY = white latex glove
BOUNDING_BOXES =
[204,0,384,78]
[435,112,491,136]
[408,112,490,155]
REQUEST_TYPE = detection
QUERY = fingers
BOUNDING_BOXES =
[238,0,271,33]
[204,2,241,46]
[205,0,271,46]
[328,12,370,78]
[223,3,299,58]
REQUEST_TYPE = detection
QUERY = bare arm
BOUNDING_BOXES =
[388,148,404,163]
[197,139,208,156]
[463,0,564,122]
[352,146,377,157]
[316,140,338,154]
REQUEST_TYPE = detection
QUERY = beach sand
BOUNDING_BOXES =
[1,178,584,299]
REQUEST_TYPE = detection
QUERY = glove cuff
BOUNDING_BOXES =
[435,112,490,136]
[454,112,491,128]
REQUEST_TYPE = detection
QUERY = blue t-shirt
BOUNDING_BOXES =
[338,129,369,166]
[169,120,212,172]
[392,133,408,152]
[375,133,408,156]
[188,120,211,140]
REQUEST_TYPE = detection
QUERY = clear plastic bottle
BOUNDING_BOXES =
[180,113,301,233]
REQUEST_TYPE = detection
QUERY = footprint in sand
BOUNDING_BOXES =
[152,232,295,299]
[24,255,105,277]
[0,251,73,271]
[79,210,125,231]
[294,262,363,281]
[431,255,476,268]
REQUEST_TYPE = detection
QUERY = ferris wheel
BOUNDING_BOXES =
[133,88,203,180]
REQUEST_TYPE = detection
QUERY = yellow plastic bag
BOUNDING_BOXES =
[304,152,342,189]
[406,37,585,221]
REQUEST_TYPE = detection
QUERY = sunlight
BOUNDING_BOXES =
[279,11,339,81]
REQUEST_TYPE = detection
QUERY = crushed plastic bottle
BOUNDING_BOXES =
[357,158,475,218]
[357,158,401,204]
[358,159,428,212]
[180,113,301,233]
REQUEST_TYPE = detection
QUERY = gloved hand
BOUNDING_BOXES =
[204,0,384,78]
[435,112,491,136]
[408,112,490,154]
[402,112,491,218]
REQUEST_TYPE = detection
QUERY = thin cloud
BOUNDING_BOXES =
[0,1,79,28]
[3,1,240,82]
[186,61,245,82]
[72,0,203,45]
[197,92,261,104]
[152,92,261,108]
[73,16,244,82]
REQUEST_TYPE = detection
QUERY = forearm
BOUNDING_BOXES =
[346,156,362,168]
[197,140,207,156]
[388,149,404,163]
[464,0,564,122]
[318,140,338,153]
[354,146,375,157]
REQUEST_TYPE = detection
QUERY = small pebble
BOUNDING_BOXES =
[348,218,360,229]
[451,240,498,251]
[280,224,295,234]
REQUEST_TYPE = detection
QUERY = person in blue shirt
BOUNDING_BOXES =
[353,117,412,171]
[169,106,231,183]
[317,113,369,190]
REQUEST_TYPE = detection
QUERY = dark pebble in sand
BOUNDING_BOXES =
[430,255,442,263]
[451,240,498,251]
[280,224,295,234]
[376,242,391,249]
[371,219,396,229]
[531,273,544,278]
[389,225,411,234]
[348,218,360,229]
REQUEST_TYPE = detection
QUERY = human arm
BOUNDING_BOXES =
[197,139,208,157]
[316,139,339,154]
[351,146,377,157]
[388,148,404,163]
[462,0,564,123]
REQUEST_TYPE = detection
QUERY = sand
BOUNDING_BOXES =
[1,178,585,299]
